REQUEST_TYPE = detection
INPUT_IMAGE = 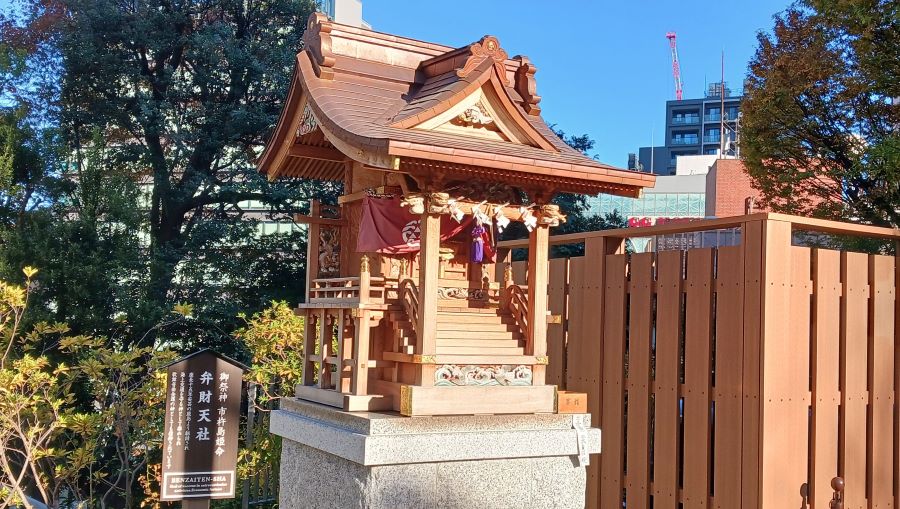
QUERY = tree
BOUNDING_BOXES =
[741,2,900,226]
[49,0,336,344]
[548,127,627,256]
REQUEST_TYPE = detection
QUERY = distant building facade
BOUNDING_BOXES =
[639,82,743,175]
[588,155,768,249]
[320,0,370,28]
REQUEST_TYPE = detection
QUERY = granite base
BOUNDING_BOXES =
[270,398,600,509]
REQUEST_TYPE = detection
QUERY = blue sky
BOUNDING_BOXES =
[364,0,790,167]
[0,0,790,168]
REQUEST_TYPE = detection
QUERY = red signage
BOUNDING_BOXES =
[627,216,698,228]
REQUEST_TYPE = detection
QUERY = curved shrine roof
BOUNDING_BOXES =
[258,14,655,197]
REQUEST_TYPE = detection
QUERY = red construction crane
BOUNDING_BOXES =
[666,32,683,101]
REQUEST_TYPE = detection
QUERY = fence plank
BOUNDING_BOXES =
[683,248,714,508]
[811,249,842,509]
[713,245,744,508]
[777,246,812,505]
[868,255,895,508]
[841,251,869,508]
[741,219,764,509]
[547,258,569,386]
[653,249,683,507]
[896,243,900,509]
[600,253,629,509]
[625,253,654,509]
[512,260,528,285]
[759,226,811,507]
[575,237,623,509]
[895,243,900,509]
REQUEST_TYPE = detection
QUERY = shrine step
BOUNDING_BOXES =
[436,321,520,332]
[436,311,511,321]
[435,338,524,349]
[437,330,523,340]
[436,307,499,314]
[435,346,525,355]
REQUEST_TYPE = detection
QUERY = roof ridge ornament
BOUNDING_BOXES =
[303,12,335,80]
[513,56,541,115]
[457,35,509,85]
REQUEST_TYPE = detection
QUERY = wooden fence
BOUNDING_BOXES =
[500,213,899,509]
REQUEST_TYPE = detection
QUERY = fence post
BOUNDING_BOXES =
[581,236,623,509]
[242,383,258,509]
[754,218,811,507]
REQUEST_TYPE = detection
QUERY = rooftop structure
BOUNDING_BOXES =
[259,13,654,416]
[639,82,743,175]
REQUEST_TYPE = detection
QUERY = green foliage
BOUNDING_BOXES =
[231,301,305,508]
[742,2,900,226]
[236,300,305,407]
[540,126,627,257]
[0,267,181,508]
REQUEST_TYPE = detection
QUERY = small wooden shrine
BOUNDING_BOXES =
[258,14,654,416]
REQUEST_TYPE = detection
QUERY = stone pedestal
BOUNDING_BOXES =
[270,398,601,509]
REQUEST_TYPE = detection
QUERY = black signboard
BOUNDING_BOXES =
[160,350,246,502]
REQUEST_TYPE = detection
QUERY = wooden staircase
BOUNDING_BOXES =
[386,306,526,357]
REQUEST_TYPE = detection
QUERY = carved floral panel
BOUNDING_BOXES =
[434,364,532,386]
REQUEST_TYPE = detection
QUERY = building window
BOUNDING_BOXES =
[671,133,698,145]
[671,112,700,125]
[321,0,336,18]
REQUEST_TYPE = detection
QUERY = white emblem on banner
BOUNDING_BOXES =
[401,220,421,246]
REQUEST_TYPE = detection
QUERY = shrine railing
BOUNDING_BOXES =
[506,284,529,347]
[398,278,419,334]
[308,276,390,304]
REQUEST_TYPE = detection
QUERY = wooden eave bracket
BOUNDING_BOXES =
[303,13,335,80]
[288,144,348,163]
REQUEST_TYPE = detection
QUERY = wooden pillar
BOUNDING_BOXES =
[501,262,514,312]
[301,310,316,387]
[415,194,445,358]
[305,200,321,302]
[527,222,550,360]
[352,255,372,395]
[351,309,370,395]
[317,308,329,389]
[526,204,555,389]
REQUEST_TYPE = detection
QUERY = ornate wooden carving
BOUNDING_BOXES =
[296,105,319,136]
[457,35,509,84]
[317,226,341,277]
[514,56,541,115]
[426,192,451,214]
[436,287,488,300]
[451,103,499,131]
[434,365,533,386]
[537,203,567,227]
[303,13,335,80]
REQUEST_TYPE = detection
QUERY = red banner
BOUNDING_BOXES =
[357,197,472,254]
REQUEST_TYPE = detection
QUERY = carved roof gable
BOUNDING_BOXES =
[256,13,656,197]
